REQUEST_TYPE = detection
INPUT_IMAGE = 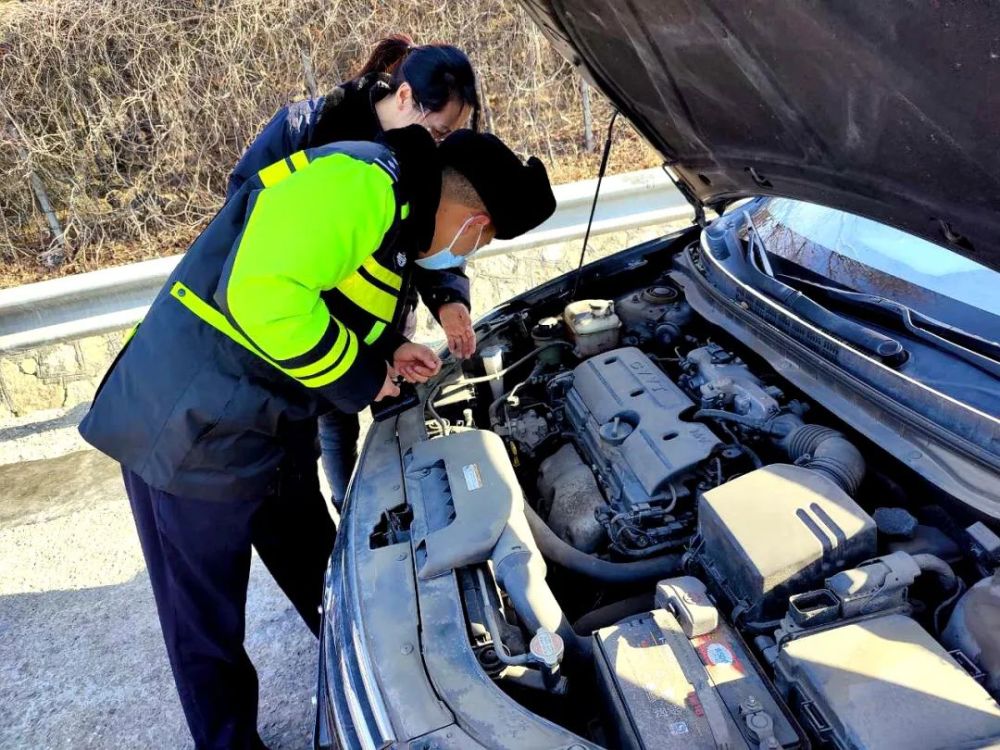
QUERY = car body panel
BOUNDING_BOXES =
[519,0,1000,270]
[317,407,602,749]
[317,415,454,748]
[317,4,1000,736]
[317,219,999,744]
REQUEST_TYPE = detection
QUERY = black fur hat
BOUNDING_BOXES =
[438,130,556,240]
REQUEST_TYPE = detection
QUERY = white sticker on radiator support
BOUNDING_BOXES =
[462,463,484,491]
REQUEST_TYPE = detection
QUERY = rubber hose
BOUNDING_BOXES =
[572,594,654,636]
[523,503,682,584]
[912,553,958,590]
[911,553,961,633]
[497,559,592,662]
[782,423,866,495]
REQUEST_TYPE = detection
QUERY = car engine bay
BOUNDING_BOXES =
[406,266,1000,750]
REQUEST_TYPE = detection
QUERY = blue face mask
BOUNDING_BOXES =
[415,216,484,270]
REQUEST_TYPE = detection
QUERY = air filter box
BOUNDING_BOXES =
[696,464,876,620]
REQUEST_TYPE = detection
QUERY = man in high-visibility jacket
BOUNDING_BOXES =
[78,125,555,750]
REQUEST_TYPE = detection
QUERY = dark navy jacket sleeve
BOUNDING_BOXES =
[412,264,472,319]
[225,98,324,201]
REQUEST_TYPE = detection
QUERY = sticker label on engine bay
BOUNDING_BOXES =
[669,722,689,736]
[705,643,733,666]
[693,635,746,685]
[462,463,484,491]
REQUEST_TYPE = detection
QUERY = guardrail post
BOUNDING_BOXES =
[300,45,318,99]
[581,79,594,153]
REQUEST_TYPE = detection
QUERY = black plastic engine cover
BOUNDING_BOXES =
[564,347,721,509]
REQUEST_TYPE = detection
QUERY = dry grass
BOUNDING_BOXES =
[0,0,659,287]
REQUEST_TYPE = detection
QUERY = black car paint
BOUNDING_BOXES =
[519,0,1000,271]
[318,1,1000,743]
[316,387,611,749]
[315,231,693,748]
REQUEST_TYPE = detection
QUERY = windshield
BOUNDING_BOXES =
[748,198,1000,341]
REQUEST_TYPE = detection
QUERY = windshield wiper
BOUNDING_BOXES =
[716,219,909,366]
[775,274,1000,379]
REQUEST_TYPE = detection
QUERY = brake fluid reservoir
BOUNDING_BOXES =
[564,299,620,357]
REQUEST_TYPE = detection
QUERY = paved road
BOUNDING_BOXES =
[0,449,318,749]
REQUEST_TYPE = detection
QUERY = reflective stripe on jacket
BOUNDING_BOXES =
[79,140,423,501]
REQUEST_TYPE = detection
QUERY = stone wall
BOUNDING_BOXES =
[0,331,130,419]
[0,222,686,421]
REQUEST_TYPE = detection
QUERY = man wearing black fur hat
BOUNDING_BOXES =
[78,124,556,750]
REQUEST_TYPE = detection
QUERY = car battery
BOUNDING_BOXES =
[593,608,802,749]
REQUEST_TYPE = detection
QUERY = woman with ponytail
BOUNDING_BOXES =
[225,36,482,511]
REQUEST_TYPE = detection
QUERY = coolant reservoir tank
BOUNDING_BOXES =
[564,299,620,357]
[531,317,567,366]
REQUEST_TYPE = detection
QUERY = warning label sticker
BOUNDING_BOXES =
[705,643,733,666]
[694,635,746,685]
[462,463,484,491]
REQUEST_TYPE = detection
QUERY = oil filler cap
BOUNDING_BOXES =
[599,415,635,446]
[642,285,678,304]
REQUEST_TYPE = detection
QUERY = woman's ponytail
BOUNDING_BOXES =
[356,34,415,77]
[355,36,481,130]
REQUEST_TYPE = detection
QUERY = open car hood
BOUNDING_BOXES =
[520,0,1000,271]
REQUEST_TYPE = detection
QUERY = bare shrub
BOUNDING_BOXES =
[0,0,657,285]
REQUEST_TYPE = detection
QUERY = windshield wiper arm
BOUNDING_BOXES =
[776,275,1000,379]
[718,222,909,366]
[744,211,775,278]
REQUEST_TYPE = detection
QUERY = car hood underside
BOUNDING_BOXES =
[519,0,1000,271]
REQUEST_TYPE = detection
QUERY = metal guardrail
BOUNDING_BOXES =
[0,168,689,352]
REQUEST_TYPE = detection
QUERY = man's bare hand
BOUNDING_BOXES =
[374,369,401,402]
[393,342,441,384]
[438,302,476,359]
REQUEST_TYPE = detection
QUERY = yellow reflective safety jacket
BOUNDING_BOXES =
[80,139,437,500]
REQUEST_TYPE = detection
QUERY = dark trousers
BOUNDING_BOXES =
[317,409,360,511]
[123,461,335,750]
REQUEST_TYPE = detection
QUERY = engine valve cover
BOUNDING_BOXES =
[564,348,721,509]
